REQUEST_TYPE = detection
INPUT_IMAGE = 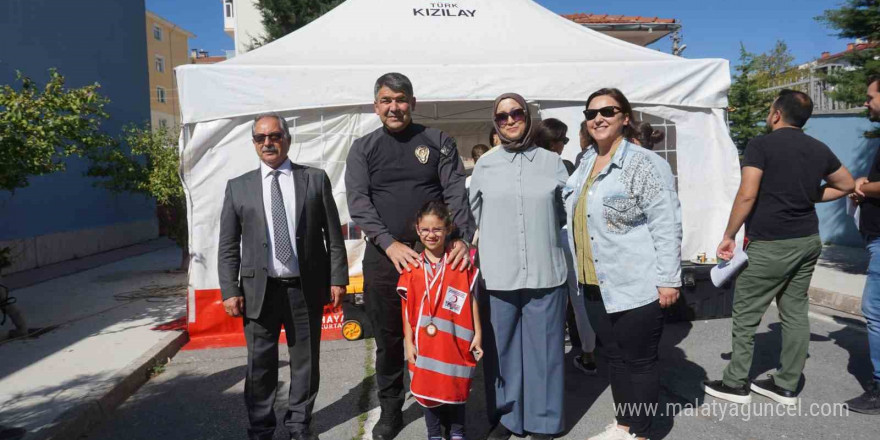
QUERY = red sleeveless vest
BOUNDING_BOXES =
[397,254,478,407]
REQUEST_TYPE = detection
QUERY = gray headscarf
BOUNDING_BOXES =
[492,93,535,152]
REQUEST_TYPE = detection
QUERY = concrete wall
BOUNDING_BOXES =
[0,0,158,274]
[805,114,880,248]
[233,0,266,54]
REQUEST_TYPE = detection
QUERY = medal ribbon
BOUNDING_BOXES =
[422,253,447,325]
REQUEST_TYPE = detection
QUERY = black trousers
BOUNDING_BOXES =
[363,241,407,409]
[582,285,664,438]
[244,278,322,440]
[423,404,466,439]
[566,298,582,349]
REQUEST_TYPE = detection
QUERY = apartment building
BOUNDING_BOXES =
[146,10,195,130]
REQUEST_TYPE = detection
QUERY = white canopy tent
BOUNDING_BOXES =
[176,0,740,324]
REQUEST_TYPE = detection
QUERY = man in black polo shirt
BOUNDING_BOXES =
[844,75,880,414]
[704,90,854,406]
[345,72,475,439]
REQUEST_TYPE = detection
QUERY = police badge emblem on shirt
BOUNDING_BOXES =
[442,286,467,315]
[415,145,430,164]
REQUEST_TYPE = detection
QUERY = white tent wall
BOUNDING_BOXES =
[177,61,730,125]
[638,105,742,258]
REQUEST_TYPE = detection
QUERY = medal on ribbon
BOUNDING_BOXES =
[426,322,438,336]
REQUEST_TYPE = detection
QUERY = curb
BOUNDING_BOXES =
[30,330,189,440]
[808,286,863,317]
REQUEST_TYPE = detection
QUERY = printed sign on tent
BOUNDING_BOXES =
[413,2,477,17]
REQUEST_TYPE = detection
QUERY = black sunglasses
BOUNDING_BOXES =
[583,106,622,121]
[494,108,527,125]
[253,132,285,143]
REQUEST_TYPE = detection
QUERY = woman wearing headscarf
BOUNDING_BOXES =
[564,88,682,440]
[470,93,569,440]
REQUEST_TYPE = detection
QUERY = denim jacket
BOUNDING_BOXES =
[563,140,682,313]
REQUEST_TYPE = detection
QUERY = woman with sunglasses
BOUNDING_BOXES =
[470,93,569,440]
[564,88,682,440]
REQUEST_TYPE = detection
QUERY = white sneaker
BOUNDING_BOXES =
[587,423,637,440]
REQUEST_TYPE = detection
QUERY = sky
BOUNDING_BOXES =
[145,0,853,67]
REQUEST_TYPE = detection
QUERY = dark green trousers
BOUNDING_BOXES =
[722,234,822,391]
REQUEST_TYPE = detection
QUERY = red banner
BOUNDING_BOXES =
[184,289,345,350]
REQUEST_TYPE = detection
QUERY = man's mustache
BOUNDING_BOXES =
[261,146,279,154]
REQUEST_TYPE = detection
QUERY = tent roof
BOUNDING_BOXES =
[225,0,676,66]
[176,0,729,124]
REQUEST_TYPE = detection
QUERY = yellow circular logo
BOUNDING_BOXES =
[342,320,363,341]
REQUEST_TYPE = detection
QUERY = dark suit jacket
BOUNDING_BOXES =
[217,162,349,319]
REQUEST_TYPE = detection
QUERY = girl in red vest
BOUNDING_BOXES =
[398,201,483,440]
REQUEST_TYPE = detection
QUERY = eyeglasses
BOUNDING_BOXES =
[417,228,446,237]
[494,108,527,125]
[560,137,570,145]
[583,106,622,121]
[253,132,285,143]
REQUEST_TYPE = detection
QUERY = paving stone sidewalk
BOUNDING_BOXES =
[0,240,187,440]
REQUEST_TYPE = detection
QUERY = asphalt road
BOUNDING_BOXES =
[84,306,877,440]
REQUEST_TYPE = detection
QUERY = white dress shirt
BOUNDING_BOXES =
[261,159,300,278]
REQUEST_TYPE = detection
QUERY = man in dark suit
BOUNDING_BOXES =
[218,113,348,440]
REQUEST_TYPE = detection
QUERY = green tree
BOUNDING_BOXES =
[86,125,189,269]
[250,0,344,48]
[727,40,797,152]
[0,69,113,192]
[752,40,797,87]
[728,44,773,152]
[0,69,114,273]
[817,0,880,136]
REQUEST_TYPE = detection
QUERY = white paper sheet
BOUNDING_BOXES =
[847,197,861,230]
[710,246,749,287]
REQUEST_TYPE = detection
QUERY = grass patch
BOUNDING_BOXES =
[148,357,170,378]
[353,338,375,440]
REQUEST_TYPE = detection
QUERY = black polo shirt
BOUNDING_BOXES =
[345,123,474,249]
[742,127,842,241]
[860,146,880,237]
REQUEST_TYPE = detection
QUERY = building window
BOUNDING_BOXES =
[153,24,163,41]
[156,86,166,103]
[225,0,234,18]
[158,119,168,129]
[155,55,165,73]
